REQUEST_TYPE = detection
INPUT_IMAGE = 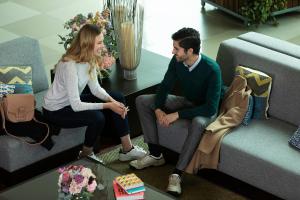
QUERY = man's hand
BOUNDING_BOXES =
[155,109,167,125]
[155,109,179,127]
[164,112,179,126]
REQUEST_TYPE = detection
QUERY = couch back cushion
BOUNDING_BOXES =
[0,37,49,93]
[238,32,300,60]
[216,38,300,126]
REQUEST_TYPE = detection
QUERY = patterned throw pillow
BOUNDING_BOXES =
[235,66,272,119]
[0,66,33,94]
[289,126,300,151]
[242,95,254,126]
[0,84,15,98]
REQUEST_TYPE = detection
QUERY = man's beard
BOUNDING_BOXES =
[175,54,188,62]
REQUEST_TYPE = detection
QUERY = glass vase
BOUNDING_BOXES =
[108,0,144,80]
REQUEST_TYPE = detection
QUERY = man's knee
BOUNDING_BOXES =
[136,94,155,109]
[191,117,209,132]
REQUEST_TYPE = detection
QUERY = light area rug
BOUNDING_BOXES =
[99,136,246,200]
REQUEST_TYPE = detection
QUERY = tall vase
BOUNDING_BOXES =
[108,0,144,80]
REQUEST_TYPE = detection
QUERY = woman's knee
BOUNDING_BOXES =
[88,110,105,124]
[109,91,125,103]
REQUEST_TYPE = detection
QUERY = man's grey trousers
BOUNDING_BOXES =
[136,94,216,170]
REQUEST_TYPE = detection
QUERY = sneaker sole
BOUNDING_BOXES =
[78,151,105,164]
[118,154,146,162]
[167,190,181,197]
[87,156,105,165]
[129,159,166,170]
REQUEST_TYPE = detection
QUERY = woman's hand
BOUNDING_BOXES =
[103,99,129,119]
[109,97,125,108]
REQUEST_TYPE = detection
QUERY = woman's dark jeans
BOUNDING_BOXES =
[43,91,130,148]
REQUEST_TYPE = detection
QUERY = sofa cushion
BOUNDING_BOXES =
[235,66,272,119]
[218,118,300,200]
[0,66,33,94]
[0,37,49,93]
[0,127,86,172]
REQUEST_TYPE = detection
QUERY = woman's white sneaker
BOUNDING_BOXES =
[118,145,147,161]
[129,154,165,169]
[78,151,104,164]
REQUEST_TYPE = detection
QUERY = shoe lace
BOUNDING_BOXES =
[140,155,152,164]
[133,145,146,153]
[169,175,181,186]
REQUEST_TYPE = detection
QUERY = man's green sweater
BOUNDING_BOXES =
[155,54,223,119]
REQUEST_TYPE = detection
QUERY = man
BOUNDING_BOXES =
[130,27,223,196]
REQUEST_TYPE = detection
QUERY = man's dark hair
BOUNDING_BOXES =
[171,27,200,55]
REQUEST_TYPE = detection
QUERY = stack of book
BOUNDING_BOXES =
[113,173,145,200]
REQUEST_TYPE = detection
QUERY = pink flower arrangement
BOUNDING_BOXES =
[58,8,118,79]
[58,165,97,200]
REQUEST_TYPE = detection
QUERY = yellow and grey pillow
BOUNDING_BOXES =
[235,65,272,119]
[0,66,33,94]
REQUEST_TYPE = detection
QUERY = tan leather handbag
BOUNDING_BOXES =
[0,94,49,145]
[3,94,34,122]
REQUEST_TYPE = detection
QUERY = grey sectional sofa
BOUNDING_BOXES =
[158,32,300,200]
[0,37,86,174]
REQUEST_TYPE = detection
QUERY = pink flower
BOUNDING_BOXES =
[62,172,70,182]
[71,23,80,31]
[58,165,97,197]
[69,180,83,195]
[87,180,97,192]
[59,9,118,72]
[100,54,115,69]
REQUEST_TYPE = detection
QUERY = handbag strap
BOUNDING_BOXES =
[0,101,49,145]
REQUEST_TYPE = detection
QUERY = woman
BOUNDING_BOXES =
[43,24,146,163]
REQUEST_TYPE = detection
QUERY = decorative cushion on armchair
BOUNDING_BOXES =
[0,66,33,94]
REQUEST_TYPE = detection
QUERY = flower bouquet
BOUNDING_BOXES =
[58,165,97,200]
[58,8,117,79]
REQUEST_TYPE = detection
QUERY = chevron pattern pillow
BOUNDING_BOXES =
[235,65,272,119]
[0,66,33,94]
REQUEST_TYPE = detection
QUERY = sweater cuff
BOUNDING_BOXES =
[178,110,189,119]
